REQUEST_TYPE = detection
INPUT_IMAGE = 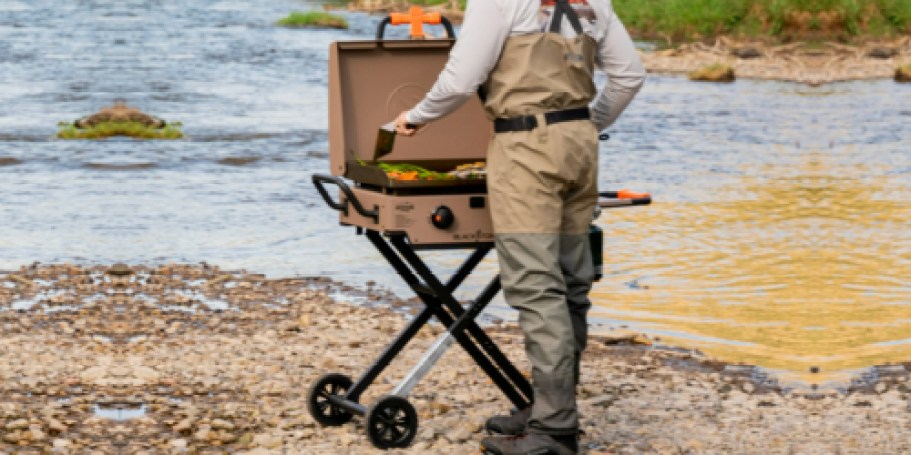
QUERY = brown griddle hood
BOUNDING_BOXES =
[328,39,491,186]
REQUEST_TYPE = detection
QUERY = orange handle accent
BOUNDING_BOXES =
[389,6,442,38]
[617,189,651,199]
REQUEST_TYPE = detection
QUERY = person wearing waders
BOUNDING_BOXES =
[394,0,644,453]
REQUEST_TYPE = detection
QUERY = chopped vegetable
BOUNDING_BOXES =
[361,160,487,181]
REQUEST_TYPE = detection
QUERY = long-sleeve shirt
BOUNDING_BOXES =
[405,0,645,131]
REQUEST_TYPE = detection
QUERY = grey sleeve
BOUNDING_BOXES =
[405,0,511,125]
[590,11,645,131]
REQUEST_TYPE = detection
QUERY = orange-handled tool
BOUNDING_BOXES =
[601,190,651,200]
[598,190,652,208]
[376,6,456,40]
[390,6,442,39]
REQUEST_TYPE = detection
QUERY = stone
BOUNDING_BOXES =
[211,418,235,430]
[5,418,28,430]
[867,47,897,59]
[28,424,47,441]
[897,65,911,83]
[45,417,67,433]
[80,366,108,383]
[253,434,283,449]
[689,63,736,82]
[732,47,761,59]
[107,263,134,276]
[173,417,193,433]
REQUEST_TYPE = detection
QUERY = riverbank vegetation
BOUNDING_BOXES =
[346,0,911,43]
[277,11,348,29]
[57,121,184,140]
[611,0,911,43]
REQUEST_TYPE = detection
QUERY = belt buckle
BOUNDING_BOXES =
[520,115,538,131]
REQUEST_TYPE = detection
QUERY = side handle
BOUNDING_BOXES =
[598,190,652,208]
[312,174,379,222]
[376,10,456,39]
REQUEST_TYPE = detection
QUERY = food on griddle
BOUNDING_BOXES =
[377,162,487,181]
[448,162,487,180]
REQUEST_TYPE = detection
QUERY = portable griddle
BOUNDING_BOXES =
[308,14,651,450]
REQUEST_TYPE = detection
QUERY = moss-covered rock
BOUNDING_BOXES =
[277,11,348,29]
[896,63,911,82]
[689,63,736,82]
[58,101,182,140]
[57,121,183,140]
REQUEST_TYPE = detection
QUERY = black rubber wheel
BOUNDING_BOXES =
[307,373,354,426]
[365,395,418,450]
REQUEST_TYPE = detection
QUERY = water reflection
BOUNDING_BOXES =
[591,87,911,382]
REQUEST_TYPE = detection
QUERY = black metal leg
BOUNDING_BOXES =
[319,230,531,419]
[388,235,533,406]
[346,306,435,402]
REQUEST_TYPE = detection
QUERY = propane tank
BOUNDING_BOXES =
[589,223,603,282]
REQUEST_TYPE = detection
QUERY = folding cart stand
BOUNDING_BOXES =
[309,176,650,450]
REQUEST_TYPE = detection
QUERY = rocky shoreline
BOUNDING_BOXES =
[1,264,911,454]
[640,37,911,85]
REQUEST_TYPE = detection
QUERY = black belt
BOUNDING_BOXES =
[493,107,590,133]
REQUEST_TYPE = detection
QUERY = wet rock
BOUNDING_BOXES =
[897,64,911,82]
[107,263,133,276]
[689,63,736,82]
[732,47,761,59]
[867,47,897,59]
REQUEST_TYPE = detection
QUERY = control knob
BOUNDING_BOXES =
[431,206,454,229]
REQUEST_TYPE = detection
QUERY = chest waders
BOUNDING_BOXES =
[482,0,598,436]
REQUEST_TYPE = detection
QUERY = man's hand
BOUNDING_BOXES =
[394,111,424,136]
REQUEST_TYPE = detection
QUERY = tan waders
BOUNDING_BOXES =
[483,0,598,440]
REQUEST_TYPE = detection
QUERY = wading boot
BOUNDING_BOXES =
[485,406,532,435]
[480,433,579,455]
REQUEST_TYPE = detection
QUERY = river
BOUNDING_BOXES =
[1,0,909,384]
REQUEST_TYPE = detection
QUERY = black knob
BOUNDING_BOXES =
[431,206,454,229]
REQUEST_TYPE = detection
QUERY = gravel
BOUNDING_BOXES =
[0,263,909,454]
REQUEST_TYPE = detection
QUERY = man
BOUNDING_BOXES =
[394,0,644,453]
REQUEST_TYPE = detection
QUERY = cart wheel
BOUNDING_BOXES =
[307,373,354,426]
[366,395,418,450]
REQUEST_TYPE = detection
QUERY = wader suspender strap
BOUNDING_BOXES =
[549,0,585,35]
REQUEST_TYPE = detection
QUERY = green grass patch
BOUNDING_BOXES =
[412,0,466,8]
[57,121,184,140]
[277,11,348,29]
[612,0,911,43]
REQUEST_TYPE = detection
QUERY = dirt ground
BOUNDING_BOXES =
[1,264,911,454]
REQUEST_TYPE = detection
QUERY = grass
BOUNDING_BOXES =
[277,11,348,29]
[413,0,466,8]
[612,0,911,43]
[57,121,184,140]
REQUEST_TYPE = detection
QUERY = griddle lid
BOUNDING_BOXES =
[328,40,491,177]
